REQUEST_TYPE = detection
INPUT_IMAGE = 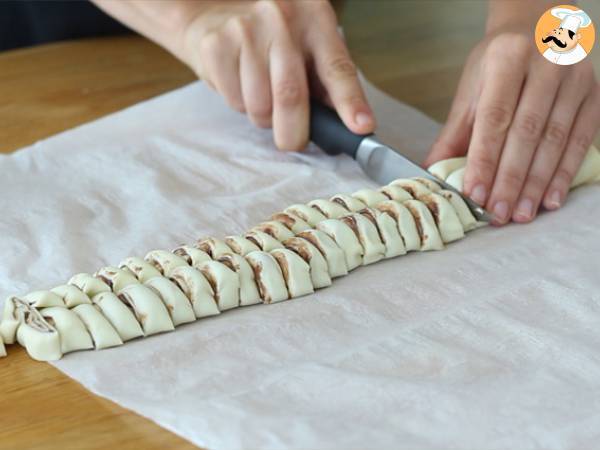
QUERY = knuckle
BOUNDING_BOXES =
[543,121,569,147]
[496,167,525,188]
[325,56,357,80]
[553,167,574,187]
[273,80,304,107]
[524,172,549,192]
[513,111,544,141]
[248,102,273,127]
[481,104,513,131]
[470,154,497,179]
[571,133,592,157]
[226,16,253,40]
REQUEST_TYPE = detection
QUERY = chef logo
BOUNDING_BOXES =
[535,5,595,65]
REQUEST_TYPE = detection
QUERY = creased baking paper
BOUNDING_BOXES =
[1,80,599,450]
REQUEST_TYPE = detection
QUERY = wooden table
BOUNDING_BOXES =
[1,2,599,449]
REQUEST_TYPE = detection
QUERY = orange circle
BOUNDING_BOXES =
[534,4,595,58]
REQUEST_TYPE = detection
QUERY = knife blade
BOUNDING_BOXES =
[309,100,492,223]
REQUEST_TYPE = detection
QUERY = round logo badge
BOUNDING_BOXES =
[535,5,595,65]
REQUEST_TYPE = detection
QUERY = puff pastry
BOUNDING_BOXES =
[412,177,441,192]
[1,296,28,344]
[21,290,65,308]
[92,291,144,341]
[217,253,262,306]
[329,194,367,212]
[375,200,421,252]
[169,266,220,318]
[427,156,466,181]
[69,273,112,298]
[253,221,295,241]
[50,284,92,308]
[224,235,261,256]
[296,229,348,278]
[284,204,327,227]
[316,219,363,270]
[270,248,314,298]
[17,304,62,361]
[340,213,386,265]
[245,230,284,252]
[445,168,465,192]
[359,208,406,258]
[117,284,174,335]
[196,237,233,258]
[40,306,94,354]
[417,193,465,243]
[403,200,444,251]
[270,212,311,234]
[379,185,413,202]
[119,256,162,283]
[198,261,240,311]
[245,251,289,303]
[173,245,212,268]
[96,266,140,293]
[438,189,479,231]
[72,304,123,350]
[283,237,332,289]
[145,250,189,277]
[351,188,389,207]
[389,179,432,198]
[144,276,197,326]
[308,199,350,219]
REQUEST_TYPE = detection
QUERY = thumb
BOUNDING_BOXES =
[423,98,473,168]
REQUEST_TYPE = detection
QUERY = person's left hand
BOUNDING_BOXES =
[424,24,600,225]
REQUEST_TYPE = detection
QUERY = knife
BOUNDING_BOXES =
[309,100,492,223]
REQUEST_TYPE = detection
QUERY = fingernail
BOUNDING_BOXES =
[514,198,534,221]
[546,190,562,210]
[492,201,509,224]
[354,111,372,127]
[470,184,487,205]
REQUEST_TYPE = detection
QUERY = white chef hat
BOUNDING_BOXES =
[551,8,592,33]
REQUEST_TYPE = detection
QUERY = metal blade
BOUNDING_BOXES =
[355,136,493,223]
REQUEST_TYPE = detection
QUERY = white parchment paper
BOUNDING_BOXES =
[1,80,599,450]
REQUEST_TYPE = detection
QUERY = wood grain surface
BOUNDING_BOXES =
[1,2,598,449]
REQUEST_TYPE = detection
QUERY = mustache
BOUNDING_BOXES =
[542,35,567,48]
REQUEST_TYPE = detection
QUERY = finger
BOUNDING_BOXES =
[486,65,562,225]
[463,37,528,207]
[239,28,272,128]
[309,27,375,135]
[269,36,310,151]
[513,69,590,222]
[543,82,600,210]
[199,31,244,112]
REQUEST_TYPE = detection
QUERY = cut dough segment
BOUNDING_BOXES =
[417,193,464,243]
[316,219,363,270]
[283,237,332,289]
[69,273,111,298]
[403,200,444,251]
[438,189,479,231]
[40,307,94,354]
[72,304,123,350]
[50,284,91,308]
[375,200,421,252]
[117,284,174,335]
[413,177,442,192]
[217,253,262,306]
[329,194,367,212]
[92,292,144,341]
[198,261,240,311]
[389,179,432,198]
[1,297,29,344]
[427,156,466,180]
[196,237,233,258]
[95,266,140,293]
[173,245,212,268]
[340,214,385,265]
[22,291,65,308]
[284,204,327,227]
[245,251,289,303]
[270,212,311,234]
[16,305,62,361]
[308,199,350,219]
[169,266,220,318]
[245,230,284,252]
[296,229,348,278]
[379,185,413,202]
[351,189,388,207]
[119,256,162,283]
[270,248,314,298]
[144,277,196,326]
[445,167,465,191]
[253,221,295,241]
[224,235,261,256]
[145,250,189,277]
[359,208,406,258]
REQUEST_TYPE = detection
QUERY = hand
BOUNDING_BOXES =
[180,0,375,150]
[425,25,599,225]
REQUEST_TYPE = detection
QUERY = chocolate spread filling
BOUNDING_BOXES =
[245,234,262,249]
[310,204,327,217]
[340,216,361,242]
[217,255,238,272]
[256,224,278,239]
[248,260,269,303]
[117,292,142,322]
[331,197,351,210]
[284,239,311,263]
[200,269,219,302]
[97,274,114,290]
[271,213,295,230]
[271,252,291,295]
[404,204,426,242]
[359,209,385,243]
[173,248,192,264]
[422,195,441,225]
[297,232,325,256]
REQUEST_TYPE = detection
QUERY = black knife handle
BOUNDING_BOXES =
[309,99,372,158]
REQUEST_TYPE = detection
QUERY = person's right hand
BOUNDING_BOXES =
[179,0,376,150]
